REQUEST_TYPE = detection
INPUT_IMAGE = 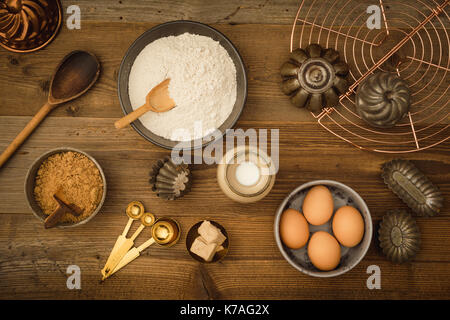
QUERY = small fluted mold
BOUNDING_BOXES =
[280,43,349,112]
[378,210,421,264]
[356,72,411,128]
[149,157,192,200]
[382,159,443,217]
[0,0,62,53]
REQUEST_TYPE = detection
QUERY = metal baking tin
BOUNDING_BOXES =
[382,159,443,216]
[378,209,421,264]
[149,156,192,200]
[280,43,349,112]
[0,0,63,53]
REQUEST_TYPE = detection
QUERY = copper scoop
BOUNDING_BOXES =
[0,51,100,168]
[114,79,176,129]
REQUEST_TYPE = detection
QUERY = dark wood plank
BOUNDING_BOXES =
[1,22,448,124]
[57,0,450,28]
[0,212,449,299]
[0,117,448,212]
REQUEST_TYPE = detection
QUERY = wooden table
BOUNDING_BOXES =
[0,0,449,300]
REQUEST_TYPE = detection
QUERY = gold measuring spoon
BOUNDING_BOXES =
[0,51,100,168]
[114,78,176,129]
[101,201,145,277]
[106,218,181,279]
[101,211,155,280]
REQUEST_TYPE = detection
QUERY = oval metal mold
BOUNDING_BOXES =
[381,159,443,217]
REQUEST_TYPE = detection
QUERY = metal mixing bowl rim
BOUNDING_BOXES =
[274,179,373,277]
[117,20,248,150]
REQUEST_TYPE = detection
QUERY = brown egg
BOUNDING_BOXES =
[332,206,365,247]
[302,185,334,225]
[279,208,310,249]
[307,231,341,271]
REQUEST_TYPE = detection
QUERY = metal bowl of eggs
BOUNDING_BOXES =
[274,180,373,277]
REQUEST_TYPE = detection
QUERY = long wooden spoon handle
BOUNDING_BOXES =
[0,102,54,169]
[114,103,153,129]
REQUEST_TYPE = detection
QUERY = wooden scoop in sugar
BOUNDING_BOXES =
[44,189,84,229]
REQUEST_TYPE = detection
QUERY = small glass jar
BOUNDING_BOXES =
[217,145,276,203]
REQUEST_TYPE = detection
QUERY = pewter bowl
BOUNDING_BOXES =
[24,147,107,228]
[117,20,247,150]
[274,180,373,277]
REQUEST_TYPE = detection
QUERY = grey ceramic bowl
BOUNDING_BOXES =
[274,180,373,277]
[118,20,248,150]
[24,147,107,228]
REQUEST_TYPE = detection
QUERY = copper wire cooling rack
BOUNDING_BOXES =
[291,0,449,153]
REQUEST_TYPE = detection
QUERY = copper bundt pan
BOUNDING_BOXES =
[0,0,62,53]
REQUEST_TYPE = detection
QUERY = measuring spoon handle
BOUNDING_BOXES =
[130,224,146,241]
[137,237,156,252]
[111,247,140,275]
[101,235,127,278]
[111,238,156,276]
[0,102,54,168]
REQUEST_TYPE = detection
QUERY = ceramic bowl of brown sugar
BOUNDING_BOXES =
[25,147,107,228]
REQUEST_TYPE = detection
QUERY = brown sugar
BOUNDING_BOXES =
[34,151,104,224]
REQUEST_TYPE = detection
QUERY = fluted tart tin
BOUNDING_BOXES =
[378,210,421,264]
[382,159,443,217]
[0,0,62,53]
[280,43,349,112]
[149,157,192,200]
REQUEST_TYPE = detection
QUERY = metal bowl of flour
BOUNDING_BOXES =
[118,20,248,150]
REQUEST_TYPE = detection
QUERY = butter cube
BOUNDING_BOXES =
[198,220,226,245]
[190,236,218,262]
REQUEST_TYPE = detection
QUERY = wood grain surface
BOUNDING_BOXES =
[0,0,449,300]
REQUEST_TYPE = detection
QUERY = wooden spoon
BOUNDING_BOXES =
[0,50,100,168]
[114,78,175,129]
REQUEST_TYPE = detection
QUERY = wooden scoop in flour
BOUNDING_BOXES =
[114,79,175,129]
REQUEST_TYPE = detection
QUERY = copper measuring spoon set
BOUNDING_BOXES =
[101,201,181,281]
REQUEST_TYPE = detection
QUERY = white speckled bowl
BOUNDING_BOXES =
[274,180,373,277]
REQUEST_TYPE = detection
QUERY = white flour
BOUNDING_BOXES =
[128,33,237,141]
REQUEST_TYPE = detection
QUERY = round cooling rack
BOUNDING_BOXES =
[290,0,449,153]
